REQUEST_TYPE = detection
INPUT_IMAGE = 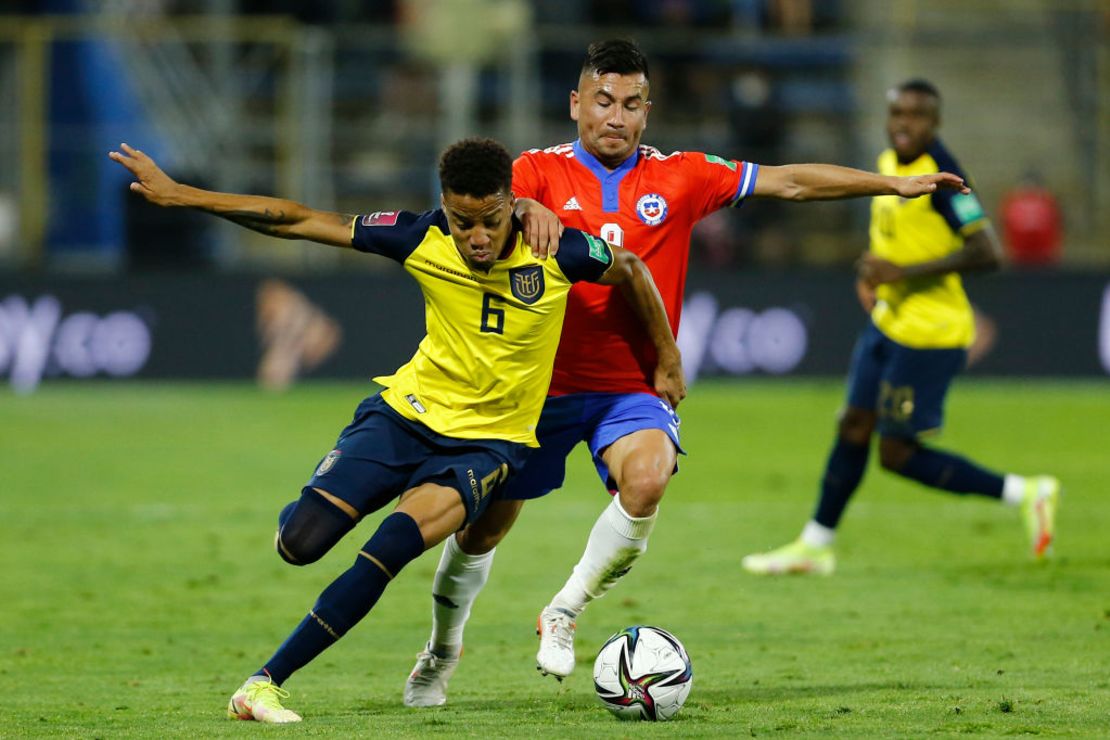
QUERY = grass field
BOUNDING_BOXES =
[2,379,1108,737]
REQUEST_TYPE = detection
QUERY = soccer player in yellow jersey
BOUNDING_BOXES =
[742,80,1060,577]
[109,137,683,723]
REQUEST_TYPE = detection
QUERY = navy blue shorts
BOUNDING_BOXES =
[845,322,967,439]
[499,392,683,500]
[305,393,530,526]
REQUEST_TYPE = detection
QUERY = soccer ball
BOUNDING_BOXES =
[592,625,693,721]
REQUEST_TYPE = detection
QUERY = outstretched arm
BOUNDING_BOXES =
[858,227,1002,286]
[753,163,970,202]
[596,247,686,408]
[108,143,355,248]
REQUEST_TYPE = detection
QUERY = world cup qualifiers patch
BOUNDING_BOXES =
[635,193,668,226]
[316,449,342,475]
[361,211,400,227]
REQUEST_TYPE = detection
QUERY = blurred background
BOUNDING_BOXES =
[0,0,1107,391]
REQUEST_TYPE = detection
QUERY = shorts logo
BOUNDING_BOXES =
[509,266,545,305]
[635,193,668,226]
[360,211,399,227]
[316,449,341,476]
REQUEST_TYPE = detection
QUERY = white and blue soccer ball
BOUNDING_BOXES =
[592,625,693,721]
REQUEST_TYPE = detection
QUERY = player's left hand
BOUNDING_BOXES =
[856,252,904,286]
[108,143,183,206]
[514,198,564,258]
[654,352,687,410]
[895,172,970,198]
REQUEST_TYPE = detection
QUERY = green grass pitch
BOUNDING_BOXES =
[2,379,1108,736]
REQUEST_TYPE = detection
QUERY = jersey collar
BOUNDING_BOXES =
[572,139,640,213]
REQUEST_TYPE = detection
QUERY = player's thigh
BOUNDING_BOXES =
[601,428,678,494]
[410,441,530,528]
[303,394,424,517]
[395,482,469,549]
[843,324,888,413]
[499,395,591,501]
[590,393,682,493]
[457,497,525,554]
[878,343,967,438]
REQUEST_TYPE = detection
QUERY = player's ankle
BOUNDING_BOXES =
[801,520,835,548]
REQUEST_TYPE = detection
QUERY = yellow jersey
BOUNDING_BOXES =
[351,209,613,446]
[869,140,989,349]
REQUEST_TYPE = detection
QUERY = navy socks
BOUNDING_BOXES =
[812,439,870,529]
[259,512,426,685]
[897,447,1005,499]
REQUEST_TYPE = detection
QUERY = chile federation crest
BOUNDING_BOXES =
[635,193,668,226]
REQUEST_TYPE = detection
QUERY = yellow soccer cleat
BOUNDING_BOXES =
[741,538,836,576]
[227,677,302,724]
[1021,475,1060,559]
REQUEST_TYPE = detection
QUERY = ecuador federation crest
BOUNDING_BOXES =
[315,449,341,476]
[509,266,545,305]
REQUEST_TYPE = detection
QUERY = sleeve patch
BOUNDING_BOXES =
[583,233,612,265]
[361,211,400,227]
[950,193,985,224]
[704,153,738,171]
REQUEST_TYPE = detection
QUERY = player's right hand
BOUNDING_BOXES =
[854,277,876,313]
[514,198,564,258]
[108,143,182,207]
[654,352,687,410]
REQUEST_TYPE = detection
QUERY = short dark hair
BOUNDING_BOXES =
[581,39,649,80]
[438,137,513,198]
[896,78,941,102]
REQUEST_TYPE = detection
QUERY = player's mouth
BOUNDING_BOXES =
[892,132,912,148]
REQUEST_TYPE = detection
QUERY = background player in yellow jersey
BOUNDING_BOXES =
[109,137,682,723]
[742,80,1060,576]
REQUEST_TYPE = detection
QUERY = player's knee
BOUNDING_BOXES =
[455,524,504,554]
[837,408,875,445]
[617,468,670,516]
[275,527,323,566]
[878,436,917,472]
[273,491,356,566]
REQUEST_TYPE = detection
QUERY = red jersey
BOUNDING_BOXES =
[513,140,759,396]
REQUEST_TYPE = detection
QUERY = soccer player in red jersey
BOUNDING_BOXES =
[404,40,970,706]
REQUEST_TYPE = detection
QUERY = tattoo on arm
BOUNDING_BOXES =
[220,208,289,237]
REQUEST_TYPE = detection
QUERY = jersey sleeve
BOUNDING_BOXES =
[554,229,615,283]
[350,209,437,262]
[682,152,760,218]
[512,152,546,201]
[927,143,990,236]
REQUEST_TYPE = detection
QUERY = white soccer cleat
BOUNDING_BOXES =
[403,642,460,707]
[536,606,577,679]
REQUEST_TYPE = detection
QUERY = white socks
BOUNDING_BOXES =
[549,496,657,617]
[428,534,494,657]
[801,520,836,548]
[1002,474,1027,506]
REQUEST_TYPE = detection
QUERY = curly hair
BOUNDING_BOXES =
[437,137,513,199]
[581,39,649,80]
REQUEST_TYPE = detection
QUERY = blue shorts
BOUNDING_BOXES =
[845,323,967,439]
[499,392,683,500]
[305,393,530,526]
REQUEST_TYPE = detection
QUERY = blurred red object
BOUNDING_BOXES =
[999,182,1062,266]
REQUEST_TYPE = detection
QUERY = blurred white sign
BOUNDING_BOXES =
[0,294,152,394]
[678,291,808,382]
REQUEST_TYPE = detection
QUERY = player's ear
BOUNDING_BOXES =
[570,89,580,121]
